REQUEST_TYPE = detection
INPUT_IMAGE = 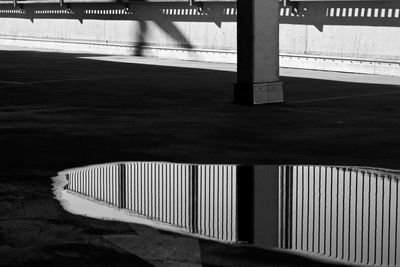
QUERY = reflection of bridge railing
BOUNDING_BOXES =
[280,165,400,266]
[59,163,400,265]
[61,162,239,243]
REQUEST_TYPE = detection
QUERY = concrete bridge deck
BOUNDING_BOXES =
[1,46,400,266]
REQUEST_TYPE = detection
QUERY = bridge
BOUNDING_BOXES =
[1,0,399,104]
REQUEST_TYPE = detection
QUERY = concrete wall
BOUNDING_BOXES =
[1,1,400,75]
[280,1,400,75]
[0,2,238,62]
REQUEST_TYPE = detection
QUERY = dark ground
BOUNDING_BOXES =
[1,46,400,266]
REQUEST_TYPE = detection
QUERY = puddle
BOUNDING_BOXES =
[53,162,400,266]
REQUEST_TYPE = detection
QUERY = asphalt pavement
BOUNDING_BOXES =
[1,46,400,266]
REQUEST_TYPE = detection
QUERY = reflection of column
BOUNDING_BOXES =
[235,0,283,105]
[253,165,280,249]
[237,166,254,242]
[236,165,280,248]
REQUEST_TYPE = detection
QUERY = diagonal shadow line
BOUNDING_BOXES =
[153,19,193,49]
[134,8,196,56]
[7,69,212,85]
[287,91,400,105]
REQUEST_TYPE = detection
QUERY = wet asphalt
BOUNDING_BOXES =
[1,46,400,266]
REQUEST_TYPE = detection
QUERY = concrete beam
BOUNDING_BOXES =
[234,0,283,105]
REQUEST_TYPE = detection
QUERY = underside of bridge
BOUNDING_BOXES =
[1,0,400,104]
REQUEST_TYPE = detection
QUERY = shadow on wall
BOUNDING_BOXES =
[281,1,400,32]
[2,1,400,55]
[0,2,237,55]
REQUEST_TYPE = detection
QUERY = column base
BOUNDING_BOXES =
[233,81,284,105]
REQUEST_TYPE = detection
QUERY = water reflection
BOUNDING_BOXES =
[280,166,400,266]
[57,163,400,266]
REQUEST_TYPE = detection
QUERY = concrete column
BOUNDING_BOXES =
[234,0,283,105]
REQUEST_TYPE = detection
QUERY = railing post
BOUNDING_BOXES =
[189,165,199,234]
[279,166,293,249]
[118,163,127,209]
[64,173,70,190]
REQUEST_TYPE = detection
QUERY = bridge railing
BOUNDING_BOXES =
[1,0,391,6]
[0,0,236,6]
